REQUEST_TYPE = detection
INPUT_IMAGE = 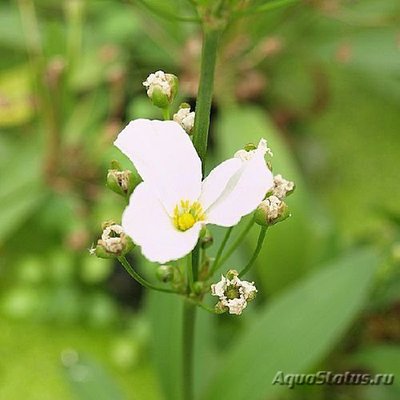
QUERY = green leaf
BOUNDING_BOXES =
[146,291,184,400]
[146,283,216,400]
[202,248,379,400]
[63,355,125,400]
[349,345,400,388]
[0,66,33,127]
[0,140,44,244]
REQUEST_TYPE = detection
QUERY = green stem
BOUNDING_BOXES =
[182,301,196,400]
[117,256,176,294]
[187,253,194,292]
[218,218,255,269]
[192,27,221,169]
[162,107,170,120]
[209,226,233,276]
[239,226,267,277]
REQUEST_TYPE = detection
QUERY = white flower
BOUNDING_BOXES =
[272,174,294,199]
[143,70,172,98]
[173,106,195,134]
[211,270,257,315]
[114,119,273,263]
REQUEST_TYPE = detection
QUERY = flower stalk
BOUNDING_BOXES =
[239,226,267,277]
[192,27,221,169]
[183,22,222,400]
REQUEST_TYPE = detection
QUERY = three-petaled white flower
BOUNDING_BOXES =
[114,119,273,263]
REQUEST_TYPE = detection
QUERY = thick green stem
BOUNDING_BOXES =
[239,226,267,277]
[182,301,196,400]
[181,23,221,400]
[192,27,221,169]
[117,256,175,294]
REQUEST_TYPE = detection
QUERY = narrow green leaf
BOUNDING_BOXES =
[202,248,379,400]
[349,345,400,388]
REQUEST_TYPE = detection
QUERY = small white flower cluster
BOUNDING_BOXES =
[255,173,294,226]
[173,106,195,134]
[143,70,172,98]
[272,174,295,199]
[211,270,257,315]
[234,138,273,161]
[101,224,125,253]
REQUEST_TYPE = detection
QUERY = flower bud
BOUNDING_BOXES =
[173,103,195,134]
[272,174,295,199]
[200,228,213,249]
[156,265,174,283]
[107,169,138,197]
[91,223,134,258]
[192,281,207,295]
[214,301,229,314]
[254,195,290,226]
[244,143,257,152]
[143,70,178,109]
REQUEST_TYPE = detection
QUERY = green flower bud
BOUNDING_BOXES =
[193,281,206,295]
[254,196,290,226]
[226,269,239,280]
[143,70,178,109]
[91,223,134,258]
[200,228,213,249]
[107,169,139,197]
[244,143,257,152]
[156,265,175,283]
[214,301,229,314]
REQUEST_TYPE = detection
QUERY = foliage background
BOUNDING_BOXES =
[0,0,399,399]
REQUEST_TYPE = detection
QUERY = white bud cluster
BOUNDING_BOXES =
[101,224,125,254]
[272,174,295,199]
[173,106,195,134]
[234,138,273,161]
[143,70,172,98]
[211,270,257,315]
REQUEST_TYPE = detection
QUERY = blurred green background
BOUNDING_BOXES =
[0,0,399,399]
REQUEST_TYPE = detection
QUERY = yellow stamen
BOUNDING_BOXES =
[173,200,205,231]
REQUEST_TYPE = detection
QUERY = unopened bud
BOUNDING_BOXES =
[143,70,178,109]
[156,265,174,283]
[244,143,257,152]
[272,174,295,199]
[192,281,206,295]
[215,301,229,314]
[200,228,213,249]
[254,196,290,226]
[91,223,133,258]
[107,169,138,197]
[173,103,195,134]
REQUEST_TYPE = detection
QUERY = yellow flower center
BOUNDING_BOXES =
[173,200,205,231]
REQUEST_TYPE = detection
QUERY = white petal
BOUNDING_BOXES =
[115,119,202,214]
[206,150,273,227]
[199,158,242,211]
[122,182,202,263]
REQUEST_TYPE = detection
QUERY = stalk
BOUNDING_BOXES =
[183,22,222,400]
